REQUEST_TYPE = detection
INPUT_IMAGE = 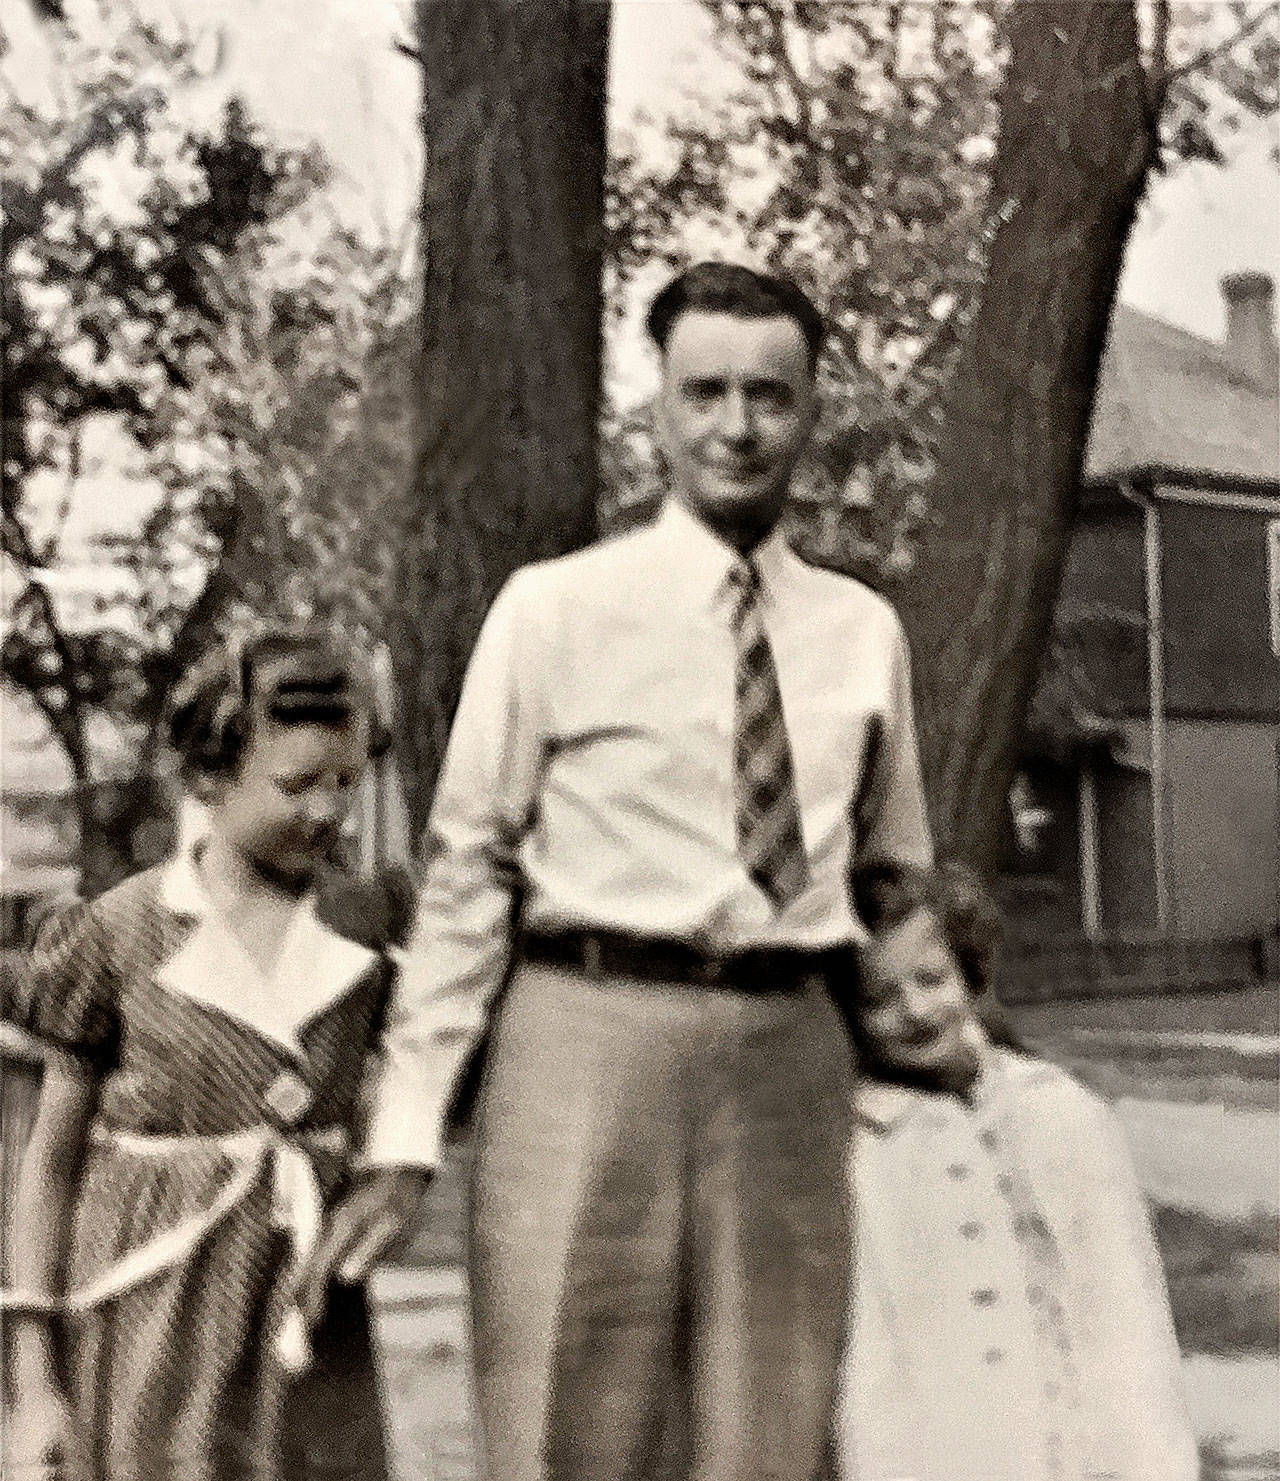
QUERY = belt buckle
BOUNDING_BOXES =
[581,935,603,977]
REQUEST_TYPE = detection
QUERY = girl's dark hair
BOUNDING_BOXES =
[168,625,387,780]
[849,857,1002,996]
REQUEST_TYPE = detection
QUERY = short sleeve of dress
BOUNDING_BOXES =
[14,900,121,1071]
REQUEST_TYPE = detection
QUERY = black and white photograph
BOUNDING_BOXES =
[1,2,1278,1478]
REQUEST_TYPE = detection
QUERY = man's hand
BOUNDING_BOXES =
[295,1166,433,1328]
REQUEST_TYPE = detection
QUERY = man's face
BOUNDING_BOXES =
[654,310,818,537]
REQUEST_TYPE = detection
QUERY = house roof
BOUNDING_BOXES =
[1085,304,1279,487]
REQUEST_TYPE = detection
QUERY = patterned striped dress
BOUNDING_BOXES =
[14,852,397,1481]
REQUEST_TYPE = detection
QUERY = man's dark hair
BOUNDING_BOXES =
[645,261,827,373]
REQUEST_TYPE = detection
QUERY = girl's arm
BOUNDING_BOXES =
[10,1050,96,1401]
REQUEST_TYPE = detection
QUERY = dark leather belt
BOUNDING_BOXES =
[519,927,853,995]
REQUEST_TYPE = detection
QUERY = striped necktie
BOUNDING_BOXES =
[729,557,809,908]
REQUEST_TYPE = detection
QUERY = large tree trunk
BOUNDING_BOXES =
[897,0,1160,876]
[396,0,610,833]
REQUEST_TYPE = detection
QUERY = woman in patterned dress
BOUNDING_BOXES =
[831,860,1198,1481]
[6,627,424,1481]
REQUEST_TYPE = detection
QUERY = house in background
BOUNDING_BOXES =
[1008,271,1279,982]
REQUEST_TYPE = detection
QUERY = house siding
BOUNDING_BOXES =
[1158,495,1280,721]
[1166,718,1279,938]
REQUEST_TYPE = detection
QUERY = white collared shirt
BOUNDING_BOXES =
[369,498,931,1165]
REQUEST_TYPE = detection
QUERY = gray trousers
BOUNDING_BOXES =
[467,961,853,1481]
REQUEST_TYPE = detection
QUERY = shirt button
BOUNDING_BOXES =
[979,1128,999,1149]
[996,1174,1014,1194]
[960,1221,984,1240]
[971,1288,998,1307]
[947,1163,970,1180]
[983,1347,1005,1365]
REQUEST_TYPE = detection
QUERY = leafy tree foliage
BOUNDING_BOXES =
[1,10,414,890]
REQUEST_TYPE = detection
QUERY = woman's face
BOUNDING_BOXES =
[857,906,978,1075]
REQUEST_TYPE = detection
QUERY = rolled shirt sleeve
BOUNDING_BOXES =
[364,572,545,1169]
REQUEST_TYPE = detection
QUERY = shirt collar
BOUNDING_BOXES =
[650,497,796,609]
[856,1028,1005,1132]
[154,847,378,1060]
[158,845,211,920]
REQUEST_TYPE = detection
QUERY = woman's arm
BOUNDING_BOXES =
[10,1051,96,1401]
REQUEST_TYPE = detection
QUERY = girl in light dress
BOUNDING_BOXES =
[6,626,423,1481]
[833,859,1199,1481]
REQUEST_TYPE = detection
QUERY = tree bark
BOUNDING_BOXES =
[397,0,610,833]
[897,0,1159,875]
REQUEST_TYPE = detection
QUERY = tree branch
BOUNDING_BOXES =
[762,6,815,143]
[1,503,93,785]
[1163,0,1278,85]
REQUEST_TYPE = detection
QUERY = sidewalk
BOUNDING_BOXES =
[1065,1027,1280,1057]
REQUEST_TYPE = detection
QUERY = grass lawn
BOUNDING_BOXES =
[1153,1203,1280,1357]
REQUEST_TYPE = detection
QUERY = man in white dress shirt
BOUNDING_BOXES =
[320,262,933,1480]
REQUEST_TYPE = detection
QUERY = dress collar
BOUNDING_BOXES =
[854,1077,925,1133]
[155,850,379,1062]
[649,497,796,611]
[856,1029,1015,1132]
[856,1044,1060,1133]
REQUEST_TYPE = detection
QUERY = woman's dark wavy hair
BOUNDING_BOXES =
[167,625,388,781]
[849,857,1003,997]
